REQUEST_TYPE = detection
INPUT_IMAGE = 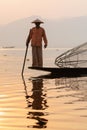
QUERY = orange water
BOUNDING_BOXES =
[0,48,87,130]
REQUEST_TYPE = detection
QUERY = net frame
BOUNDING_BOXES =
[55,42,87,68]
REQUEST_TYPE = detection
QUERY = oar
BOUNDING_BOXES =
[21,46,28,75]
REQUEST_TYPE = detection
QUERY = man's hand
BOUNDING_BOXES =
[44,44,47,48]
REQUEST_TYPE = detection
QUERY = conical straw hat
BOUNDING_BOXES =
[32,18,44,23]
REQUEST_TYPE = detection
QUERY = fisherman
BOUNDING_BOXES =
[26,18,48,67]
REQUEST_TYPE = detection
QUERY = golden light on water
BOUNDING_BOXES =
[0,111,4,116]
[0,110,5,122]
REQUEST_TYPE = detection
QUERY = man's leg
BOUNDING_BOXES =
[37,46,43,67]
[32,46,38,67]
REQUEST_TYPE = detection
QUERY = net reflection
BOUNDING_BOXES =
[55,77,80,90]
[55,77,87,90]
[22,76,48,128]
[55,77,87,103]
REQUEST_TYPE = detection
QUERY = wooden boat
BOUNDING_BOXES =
[28,67,87,78]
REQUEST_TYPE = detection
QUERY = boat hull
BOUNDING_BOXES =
[28,67,87,78]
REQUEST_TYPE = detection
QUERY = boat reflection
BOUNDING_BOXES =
[22,76,48,128]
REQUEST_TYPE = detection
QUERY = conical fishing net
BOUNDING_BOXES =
[55,42,87,68]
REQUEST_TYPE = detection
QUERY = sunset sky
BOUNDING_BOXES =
[0,0,87,24]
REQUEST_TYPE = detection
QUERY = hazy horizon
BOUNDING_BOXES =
[0,15,87,48]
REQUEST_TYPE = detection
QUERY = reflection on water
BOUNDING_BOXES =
[55,77,87,91]
[22,76,48,128]
[0,48,87,130]
[22,75,87,129]
[55,77,87,104]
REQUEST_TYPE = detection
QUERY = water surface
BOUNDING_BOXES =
[0,48,87,130]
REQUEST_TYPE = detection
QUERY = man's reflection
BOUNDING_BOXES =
[22,76,48,128]
[31,79,48,110]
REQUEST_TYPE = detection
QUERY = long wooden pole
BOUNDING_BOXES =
[21,46,28,75]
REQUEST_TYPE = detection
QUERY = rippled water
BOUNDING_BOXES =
[0,48,87,130]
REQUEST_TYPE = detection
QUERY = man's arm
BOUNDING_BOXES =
[42,29,48,48]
